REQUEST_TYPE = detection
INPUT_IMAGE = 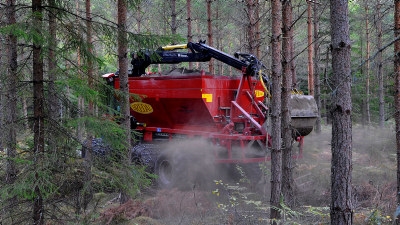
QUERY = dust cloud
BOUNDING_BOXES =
[102,125,397,224]
[155,138,232,190]
[296,125,396,209]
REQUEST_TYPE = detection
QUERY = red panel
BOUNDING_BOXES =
[114,74,266,133]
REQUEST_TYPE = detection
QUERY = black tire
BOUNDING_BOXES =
[155,149,196,190]
[154,140,219,190]
[82,138,111,157]
[131,144,158,172]
[154,153,176,189]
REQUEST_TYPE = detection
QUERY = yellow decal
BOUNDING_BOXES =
[131,102,153,114]
[255,90,264,98]
[202,93,213,103]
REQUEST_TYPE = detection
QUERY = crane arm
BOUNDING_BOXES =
[129,41,264,77]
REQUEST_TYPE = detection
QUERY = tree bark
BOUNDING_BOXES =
[187,0,193,69]
[207,0,214,74]
[255,2,261,59]
[314,1,321,133]
[246,0,257,55]
[281,0,294,208]
[170,0,177,36]
[270,0,282,223]
[32,0,45,224]
[0,20,3,155]
[215,1,222,74]
[307,1,314,96]
[375,1,385,128]
[394,0,400,223]
[82,0,94,211]
[118,0,131,204]
[291,4,297,89]
[324,47,330,124]
[365,2,371,126]
[5,0,17,186]
[330,1,353,224]
[48,0,59,122]
[5,4,18,221]
[136,4,141,33]
[76,0,84,148]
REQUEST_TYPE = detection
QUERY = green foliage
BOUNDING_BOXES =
[0,24,32,43]
[365,209,393,224]
[304,205,330,222]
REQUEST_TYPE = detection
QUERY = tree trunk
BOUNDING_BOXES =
[5,4,18,221]
[365,2,371,126]
[376,1,385,128]
[117,0,131,204]
[307,1,314,96]
[170,0,177,70]
[281,0,294,208]
[324,46,330,124]
[314,1,321,133]
[246,0,256,55]
[187,0,193,69]
[255,2,261,59]
[0,25,3,154]
[170,0,177,36]
[76,0,84,147]
[48,0,59,122]
[330,1,353,224]
[215,1,222,74]
[394,0,400,223]
[207,0,214,74]
[82,0,94,211]
[291,28,297,89]
[270,0,282,223]
[32,0,45,224]
[5,0,17,186]
[136,4,141,33]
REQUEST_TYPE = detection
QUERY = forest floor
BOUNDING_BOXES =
[93,124,397,225]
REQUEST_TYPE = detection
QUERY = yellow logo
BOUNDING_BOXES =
[255,90,264,98]
[130,102,153,114]
[202,93,213,102]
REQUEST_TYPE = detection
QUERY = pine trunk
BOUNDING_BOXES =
[270,0,282,223]
[281,0,294,208]
[394,0,400,223]
[82,0,94,211]
[376,1,385,128]
[207,0,214,73]
[118,0,131,204]
[365,2,371,125]
[246,0,256,55]
[170,0,177,36]
[48,0,59,121]
[32,0,45,224]
[314,1,321,133]
[255,2,261,59]
[187,0,193,69]
[170,0,177,70]
[307,1,314,96]
[330,1,353,224]
[5,3,18,221]
[5,0,17,186]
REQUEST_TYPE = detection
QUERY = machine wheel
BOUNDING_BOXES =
[131,144,158,172]
[155,150,196,190]
[154,153,176,189]
[154,141,211,190]
[152,139,224,190]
